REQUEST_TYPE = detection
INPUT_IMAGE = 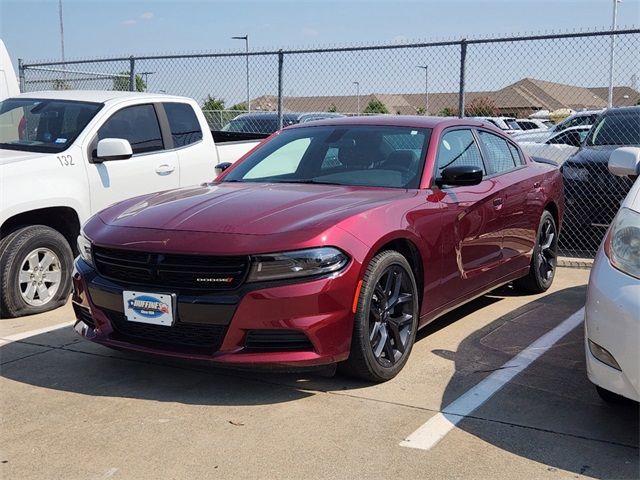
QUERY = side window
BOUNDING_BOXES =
[164,103,203,147]
[436,129,485,177]
[244,138,311,179]
[98,104,163,155]
[507,143,525,165]
[477,131,517,174]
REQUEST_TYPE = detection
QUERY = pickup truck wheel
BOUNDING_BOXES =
[341,250,419,382]
[0,226,73,318]
[515,210,558,294]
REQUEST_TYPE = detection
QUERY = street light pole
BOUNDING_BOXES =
[232,35,250,112]
[353,81,360,114]
[607,0,620,108]
[417,65,429,115]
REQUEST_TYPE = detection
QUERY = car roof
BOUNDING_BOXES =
[288,115,491,130]
[601,105,640,115]
[10,90,187,104]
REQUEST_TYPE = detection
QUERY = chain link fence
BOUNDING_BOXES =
[18,29,640,261]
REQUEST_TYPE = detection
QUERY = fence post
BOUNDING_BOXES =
[277,50,284,130]
[129,56,135,92]
[18,58,26,93]
[458,39,467,118]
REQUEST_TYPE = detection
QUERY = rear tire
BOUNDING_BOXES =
[341,250,419,382]
[0,226,73,318]
[515,210,558,294]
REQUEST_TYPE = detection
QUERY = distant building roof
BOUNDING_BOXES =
[248,78,639,116]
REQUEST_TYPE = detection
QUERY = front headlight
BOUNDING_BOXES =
[77,233,94,267]
[562,165,589,182]
[247,247,349,282]
[604,207,640,279]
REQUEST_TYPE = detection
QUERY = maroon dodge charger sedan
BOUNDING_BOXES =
[73,116,563,381]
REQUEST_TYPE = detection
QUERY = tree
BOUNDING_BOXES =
[202,95,225,110]
[327,103,337,113]
[464,96,498,117]
[437,107,456,117]
[113,72,146,92]
[363,99,388,114]
[229,102,247,111]
[416,107,426,115]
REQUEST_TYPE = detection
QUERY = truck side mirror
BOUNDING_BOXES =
[94,138,133,163]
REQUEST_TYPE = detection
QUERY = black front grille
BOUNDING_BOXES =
[106,310,226,354]
[245,330,314,352]
[93,246,250,291]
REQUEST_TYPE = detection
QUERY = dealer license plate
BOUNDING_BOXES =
[123,291,175,326]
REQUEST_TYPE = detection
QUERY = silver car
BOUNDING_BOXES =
[584,147,640,403]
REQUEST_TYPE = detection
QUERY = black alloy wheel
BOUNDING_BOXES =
[342,250,419,382]
[516,210,558,293]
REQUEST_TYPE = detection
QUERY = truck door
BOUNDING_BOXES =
[86,103,180,213]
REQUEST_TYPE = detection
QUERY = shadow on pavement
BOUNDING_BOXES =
[435,284,639,478]
[0,324,373,406]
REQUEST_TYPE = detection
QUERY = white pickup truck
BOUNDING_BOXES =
[0,90,263,317]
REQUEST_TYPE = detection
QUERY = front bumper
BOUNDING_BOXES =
[72,257,359,367]
[584,246,640,402]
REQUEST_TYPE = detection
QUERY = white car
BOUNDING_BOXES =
[473,116,521,134]
[512,110,602,143]
[518,126,592,166]
[516,118,549,132]
[584,147,640,403]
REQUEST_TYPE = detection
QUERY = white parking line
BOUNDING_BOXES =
[0,321,74,346]
[400,307,585,451]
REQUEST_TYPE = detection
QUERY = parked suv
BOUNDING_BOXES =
[562,106,640,251]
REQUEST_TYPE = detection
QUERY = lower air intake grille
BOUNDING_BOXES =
[73,304,95,328]
[106,310,226,354]
[244,330,313,351]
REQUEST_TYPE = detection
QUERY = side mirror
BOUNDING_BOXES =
[437,165,484,187]
[214,162,232,176]
[95,138,133,163]
[609,147,640,178]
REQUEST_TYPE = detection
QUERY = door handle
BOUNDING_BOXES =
[533,181,541,189]
[493,197,503,209]
[155,164,175,175]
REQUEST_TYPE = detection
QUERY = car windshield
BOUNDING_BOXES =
[505,119,521,130]
[223,125,432,189]
[585,111,640,146]
[0,98,102,153]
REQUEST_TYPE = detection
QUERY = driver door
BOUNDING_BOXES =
[86,103,180,213]
[434,128,505,304]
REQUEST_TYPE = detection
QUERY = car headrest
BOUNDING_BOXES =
[383,150,418,171]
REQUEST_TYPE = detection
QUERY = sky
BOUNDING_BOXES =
[0,0,638,107]
[1,0,639,63]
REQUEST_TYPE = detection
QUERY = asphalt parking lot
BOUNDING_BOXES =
[1,267,638,480]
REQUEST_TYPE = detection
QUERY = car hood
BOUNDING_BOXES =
[98,182,414,235]
[566,145,621,165]
[0,149,46,166]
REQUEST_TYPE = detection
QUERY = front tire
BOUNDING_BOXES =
[0,226,73,318]
[342,250,419,382]
[515,210,558,294]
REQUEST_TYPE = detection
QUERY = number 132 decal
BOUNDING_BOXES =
[57,155,74,166]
